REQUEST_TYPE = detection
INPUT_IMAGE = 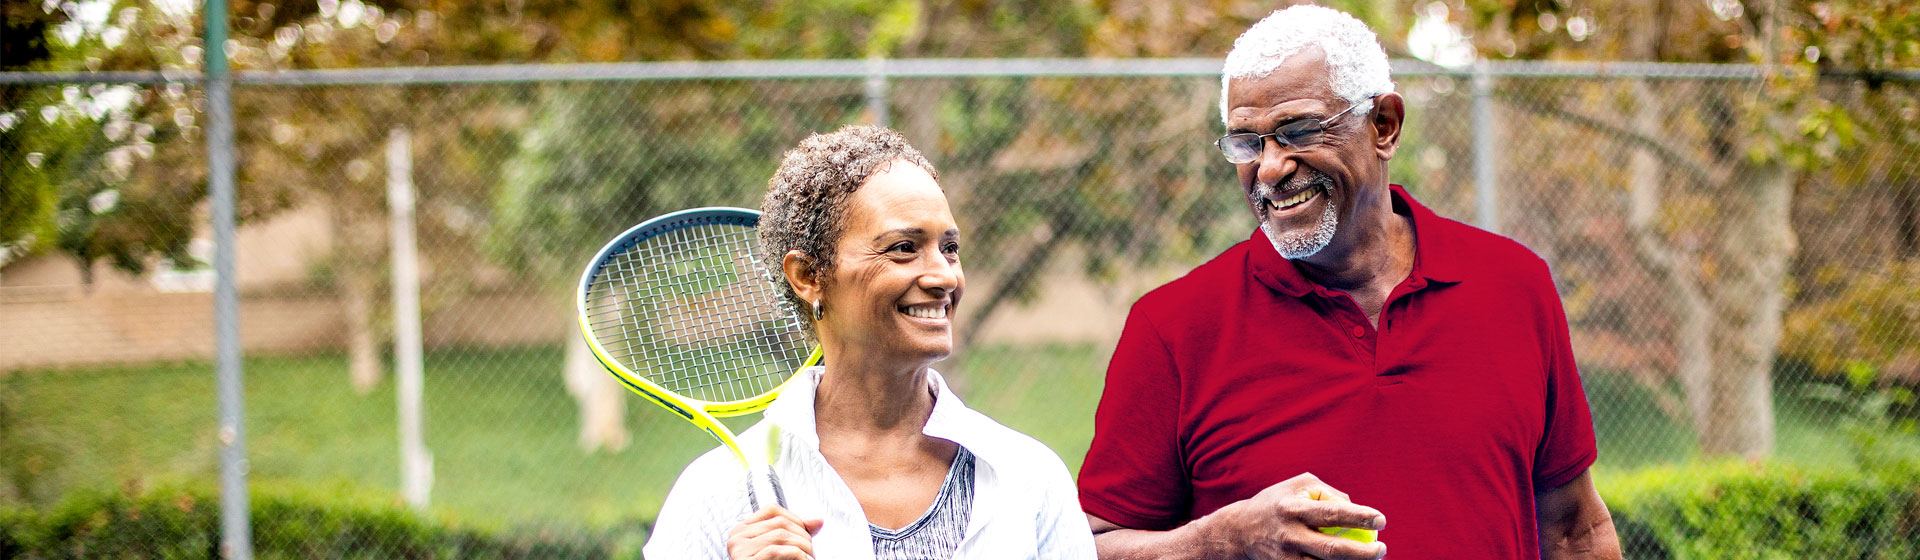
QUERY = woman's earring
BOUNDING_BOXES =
[812,300,824,320]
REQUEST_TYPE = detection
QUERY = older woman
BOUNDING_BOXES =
[643,125,1095,559]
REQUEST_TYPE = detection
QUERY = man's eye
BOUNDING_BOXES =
[1279,120,1322,142]
[889,242,915,253]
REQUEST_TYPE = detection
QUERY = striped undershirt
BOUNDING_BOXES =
[870,446,976,559]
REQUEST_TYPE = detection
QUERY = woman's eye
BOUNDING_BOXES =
[942,242,960,255]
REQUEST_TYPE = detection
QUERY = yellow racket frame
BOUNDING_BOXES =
[578,314,821,466]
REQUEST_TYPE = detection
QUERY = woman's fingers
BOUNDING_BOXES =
[727,506,820,560]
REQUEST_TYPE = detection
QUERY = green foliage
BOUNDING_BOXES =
[1798,365,1920,474]
[0,486,642,559]
[487,80,861,289]
[1603,460,1920,559]
[1783,260,1920,383]
[1,2,212,279]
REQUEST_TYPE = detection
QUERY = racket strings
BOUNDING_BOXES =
[585,223,809,404]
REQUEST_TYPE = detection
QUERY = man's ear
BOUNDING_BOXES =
[1371,92,1405,161]
[782,250,822,305]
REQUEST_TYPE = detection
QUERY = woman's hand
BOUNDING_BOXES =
[726,506,825,560]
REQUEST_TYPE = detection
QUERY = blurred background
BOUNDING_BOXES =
[3,0,1918,558]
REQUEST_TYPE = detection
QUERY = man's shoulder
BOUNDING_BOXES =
[1424,211,1554,284]
[1133,238,1257,314]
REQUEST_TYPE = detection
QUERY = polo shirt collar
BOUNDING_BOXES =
[762,365,1024,469]
[1248,183,1464,297]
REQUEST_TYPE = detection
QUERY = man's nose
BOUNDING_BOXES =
[1255,137,1300,186]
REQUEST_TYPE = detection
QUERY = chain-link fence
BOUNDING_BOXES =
[4,59,1920,558]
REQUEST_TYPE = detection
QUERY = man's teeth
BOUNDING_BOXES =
[1268,188,1317,210]
[905,306,947,319]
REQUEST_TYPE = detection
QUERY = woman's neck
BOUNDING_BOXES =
[810,336,938,440]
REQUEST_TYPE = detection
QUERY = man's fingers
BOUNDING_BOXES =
[1303,534,1386,560]
[1294,500,1386,531]
[1304,484,1351,503]
[802,517,825,535]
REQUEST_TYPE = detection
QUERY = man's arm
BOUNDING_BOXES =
[1088,473,1387,560]
[1535,470,1622,560]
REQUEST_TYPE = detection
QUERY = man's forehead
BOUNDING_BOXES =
[1227,48,1336,105]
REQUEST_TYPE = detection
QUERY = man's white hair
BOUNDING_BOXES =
[1220,5,1395,126]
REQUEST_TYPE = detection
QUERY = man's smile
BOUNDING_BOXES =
[1265,184,1326,214]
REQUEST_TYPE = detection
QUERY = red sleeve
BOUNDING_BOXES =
[1077,304,1191,530]
[1531,274,1598,491]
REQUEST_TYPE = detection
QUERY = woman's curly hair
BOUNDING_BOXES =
[758,125,940,341]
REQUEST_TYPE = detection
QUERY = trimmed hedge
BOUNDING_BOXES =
[0,487,648,559]
[6,462,1918,559]
[1604,461,1920,559]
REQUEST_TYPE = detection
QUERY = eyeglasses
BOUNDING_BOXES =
[1214,94,1380,164]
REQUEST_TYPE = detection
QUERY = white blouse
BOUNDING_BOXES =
[643,367,1097,559]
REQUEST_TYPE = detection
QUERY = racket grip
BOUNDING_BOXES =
[745,466,787,510]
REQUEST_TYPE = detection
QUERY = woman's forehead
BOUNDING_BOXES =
[844,165,952,233]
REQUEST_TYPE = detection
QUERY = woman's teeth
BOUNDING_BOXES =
[905,305,947,319]
[1268,187,1317,210]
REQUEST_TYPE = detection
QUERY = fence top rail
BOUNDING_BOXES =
[3,58,1918,86]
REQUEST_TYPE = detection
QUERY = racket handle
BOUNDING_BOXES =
[745,467,788,510]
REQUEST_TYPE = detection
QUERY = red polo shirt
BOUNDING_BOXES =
[1078,185,1596,559]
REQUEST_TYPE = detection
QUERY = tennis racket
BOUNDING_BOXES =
[576,207,823,510]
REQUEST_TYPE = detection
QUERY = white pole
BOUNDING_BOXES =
[1472,60,1501,234]
[388,127,432,509]
[866,55,889,127]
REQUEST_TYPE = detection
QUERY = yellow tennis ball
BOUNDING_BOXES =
[1317,526,1379,543]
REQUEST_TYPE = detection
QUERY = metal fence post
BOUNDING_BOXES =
[204,0,253,558]
[866,55,889,128]
[1472,60,1500,234]
[388,127,433,510]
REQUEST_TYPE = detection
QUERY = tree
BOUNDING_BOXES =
[0,2,59,269]
[0,2,218,281]
[1435,0,1917,458]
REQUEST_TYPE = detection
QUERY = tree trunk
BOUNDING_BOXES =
[957,222,1067,348]
[332,203,384,394]
[564,330,629,452]
[1624,81,1710,428]
[1699,164,1794,458]
[343,255,382,394]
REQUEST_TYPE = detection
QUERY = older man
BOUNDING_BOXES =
[1076,6,1621,560]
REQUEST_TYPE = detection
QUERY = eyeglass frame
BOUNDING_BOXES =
[1214,93,1382,164]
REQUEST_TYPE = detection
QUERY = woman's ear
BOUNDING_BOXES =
[782,249,822,305]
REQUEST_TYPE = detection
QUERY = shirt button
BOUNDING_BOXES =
[1351,325,1367,338]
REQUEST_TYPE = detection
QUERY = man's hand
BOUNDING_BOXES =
[726,506,824,560]
[1090,472,1387,560]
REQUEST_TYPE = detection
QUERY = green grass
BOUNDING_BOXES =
[0,343,1900,535]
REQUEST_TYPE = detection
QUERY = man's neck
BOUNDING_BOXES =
[1294,203,1416,310]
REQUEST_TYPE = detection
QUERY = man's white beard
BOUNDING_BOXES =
[1262,199,1339,259]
